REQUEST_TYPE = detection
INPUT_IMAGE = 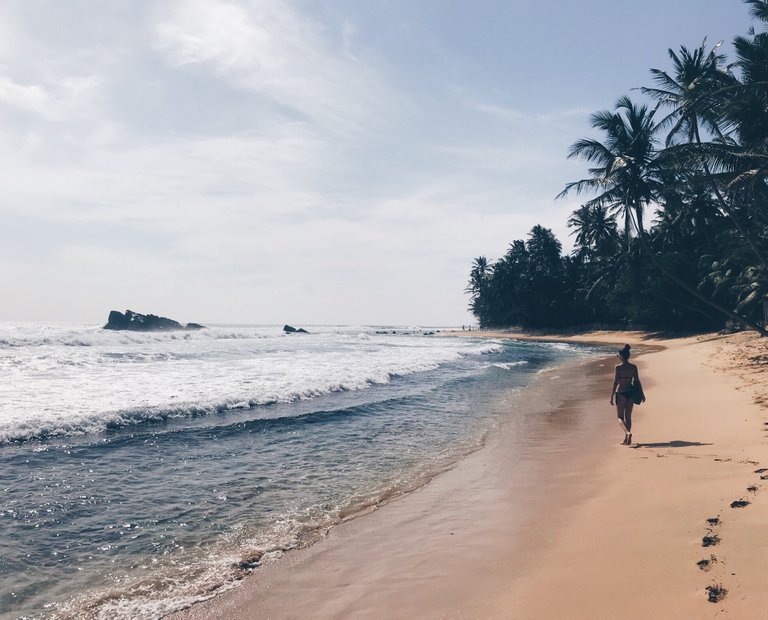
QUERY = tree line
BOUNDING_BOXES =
[466,0,768,336]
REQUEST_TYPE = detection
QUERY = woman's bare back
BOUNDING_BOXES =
[615,362,637,392]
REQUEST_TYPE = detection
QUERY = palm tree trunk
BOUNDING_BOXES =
[623,206,632,252]
[630,209,768,336]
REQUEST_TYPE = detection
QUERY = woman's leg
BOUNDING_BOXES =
[616,395,630,442]
[624,401,634,444]
[623,402,633,432]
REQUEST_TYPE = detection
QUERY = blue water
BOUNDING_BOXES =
[0,324,601,618]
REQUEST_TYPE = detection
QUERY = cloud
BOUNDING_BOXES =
[152,0,394,138]
[467,98,593,130]
[470,101,527,123]
[0,0,595,325]
[0,75,50,116]
[342,19,358,59]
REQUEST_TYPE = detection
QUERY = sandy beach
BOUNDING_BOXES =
[173,330,768,619]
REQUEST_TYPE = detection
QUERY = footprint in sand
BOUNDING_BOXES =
[702,515,722,547]
[697,555,717,572]
[730,499,750,508]
[706,584,728,603]
[702,534,720,547]
[747,485,758,492]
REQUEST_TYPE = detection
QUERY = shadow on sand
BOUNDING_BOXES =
[632,440,713,449]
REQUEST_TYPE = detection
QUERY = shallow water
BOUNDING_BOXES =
[0,324,603,618]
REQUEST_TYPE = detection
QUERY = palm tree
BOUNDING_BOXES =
[566,205,622,322]
[652,187,724,252]
[642,39,768,270]
[466,256,492,325]
[590,205,619,255]
[523,226,569,326]
[745,0,768,21]
[558,96,662,242]
[700,257,768,319]
[526,225,562,274]
[643,40,731,145]
[466,256,490,298]
[493,241,532,326]
[568,205,593,260]
[466,1,768,333]
[561,97,768,335]
[568,204,618,260]
[724,19,768,193]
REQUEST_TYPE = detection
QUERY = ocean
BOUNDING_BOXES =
[0,323,604,619]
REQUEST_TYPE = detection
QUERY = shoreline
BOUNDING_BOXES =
[172,330,768,619]
[171,338,614,619]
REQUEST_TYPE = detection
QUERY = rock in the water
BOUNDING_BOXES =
[104,309,204,332]
[283,324,309,334]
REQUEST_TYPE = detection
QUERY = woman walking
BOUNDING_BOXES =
[610,344,645,445]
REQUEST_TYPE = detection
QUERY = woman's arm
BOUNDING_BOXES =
[610,366,619,404]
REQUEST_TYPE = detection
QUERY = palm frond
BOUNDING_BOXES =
[744,0,768,23]
[566,138,615,163]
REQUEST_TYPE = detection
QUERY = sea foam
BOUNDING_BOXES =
[0,323,501,444]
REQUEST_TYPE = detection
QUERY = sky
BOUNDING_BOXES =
[0,0,755,326]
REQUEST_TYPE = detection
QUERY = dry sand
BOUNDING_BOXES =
[173,330,768,619]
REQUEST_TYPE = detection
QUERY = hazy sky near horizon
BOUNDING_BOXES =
[0,1,753,325]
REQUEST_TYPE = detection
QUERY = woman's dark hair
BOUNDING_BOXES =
[618,344,631,361]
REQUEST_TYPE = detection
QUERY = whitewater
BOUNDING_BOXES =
[0,323,503,444]
[0,323,601,618]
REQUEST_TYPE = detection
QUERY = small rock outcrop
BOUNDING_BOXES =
[283,324,309,334]
[104,310,205,332]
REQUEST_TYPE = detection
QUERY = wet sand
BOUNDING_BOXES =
[172,330,768,619]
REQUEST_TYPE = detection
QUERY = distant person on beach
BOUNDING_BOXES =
[610,344,645,445]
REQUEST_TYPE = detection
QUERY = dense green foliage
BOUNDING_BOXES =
[467,1,768,334]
